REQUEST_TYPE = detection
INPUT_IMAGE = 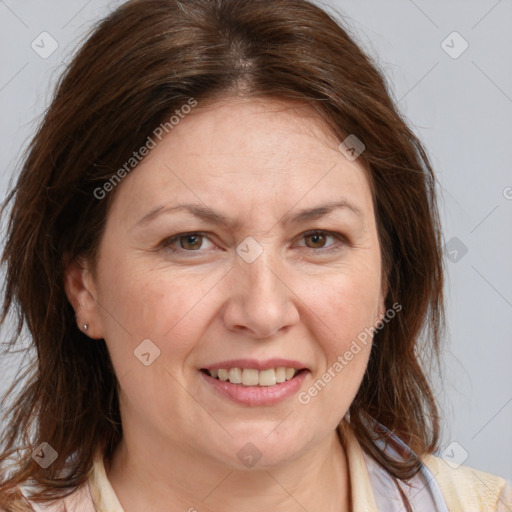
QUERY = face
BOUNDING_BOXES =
[67,97,386,469]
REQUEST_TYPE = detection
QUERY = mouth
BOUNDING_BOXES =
[199,365,310,406]
[200,367,308,387]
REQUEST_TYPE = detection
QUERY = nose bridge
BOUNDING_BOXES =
[224,238,298,337]
[238,241,285,306]
[250,251,280,290]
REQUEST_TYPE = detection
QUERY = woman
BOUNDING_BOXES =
[0,0,510,510]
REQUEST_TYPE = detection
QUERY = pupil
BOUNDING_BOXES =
[183,235,200,249]
[310,233,324,247]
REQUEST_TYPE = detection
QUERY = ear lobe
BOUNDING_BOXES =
[64,258,103,339]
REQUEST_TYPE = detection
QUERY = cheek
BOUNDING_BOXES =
[97,254,207,335]
[310,265,382,345]
[300,261,380,403]
[94,253,226,377]
[298,273,377,420]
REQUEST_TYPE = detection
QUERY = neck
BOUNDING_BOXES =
[105,426,351,512]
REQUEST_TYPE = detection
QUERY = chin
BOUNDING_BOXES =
[211,429,313,470]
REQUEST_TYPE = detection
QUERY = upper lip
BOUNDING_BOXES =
[200,358,309,371]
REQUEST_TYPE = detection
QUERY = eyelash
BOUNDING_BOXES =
[160,230,348,256]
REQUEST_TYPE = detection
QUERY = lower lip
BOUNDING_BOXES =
[200,370,309,406]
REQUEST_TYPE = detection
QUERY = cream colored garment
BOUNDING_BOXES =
[421,454,512,512]
[17,421,512,511]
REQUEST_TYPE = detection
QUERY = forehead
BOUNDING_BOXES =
[108,97,375,229]
[166,97,345,163]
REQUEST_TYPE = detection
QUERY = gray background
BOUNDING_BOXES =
[0,0,511,482]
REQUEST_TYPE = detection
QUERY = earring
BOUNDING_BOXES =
[83,324,89,332]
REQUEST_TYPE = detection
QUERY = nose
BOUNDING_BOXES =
[221,249,300,339]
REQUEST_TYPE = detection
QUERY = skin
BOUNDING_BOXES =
[65,97,386,512]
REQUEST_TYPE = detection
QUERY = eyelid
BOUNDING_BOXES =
[160,230,348,255]
[296,230,349,253]
[159,231,213,253]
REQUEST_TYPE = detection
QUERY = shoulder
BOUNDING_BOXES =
[10,480,96,512]
[421,453,512,511]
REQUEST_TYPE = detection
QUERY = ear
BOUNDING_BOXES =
[64,257,104,340]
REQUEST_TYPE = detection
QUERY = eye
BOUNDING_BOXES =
[162,232,213,253]
[160,230,347,256]
[299,231,346,252]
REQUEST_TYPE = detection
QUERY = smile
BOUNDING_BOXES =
[202,367,301,386]
[199,367,309,406]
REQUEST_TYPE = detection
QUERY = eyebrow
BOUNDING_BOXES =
[134,200,363,230]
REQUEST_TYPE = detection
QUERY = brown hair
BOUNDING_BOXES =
[0,0,444,509]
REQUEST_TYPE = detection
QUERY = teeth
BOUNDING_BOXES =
[285,368,295,380]
[228,368,242,384]
[275,367,286,383]
[242,368,259,386]
[259,369,277,386]
[207,367,299,386]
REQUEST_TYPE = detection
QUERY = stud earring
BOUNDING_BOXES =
[83,324,89,332]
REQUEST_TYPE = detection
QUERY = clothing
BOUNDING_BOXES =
[16,420,512,511]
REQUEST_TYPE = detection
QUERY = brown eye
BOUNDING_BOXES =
[304,232,328,249]
[177,234,204,250]
[299,231,347,254]
[160,231,216,256]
